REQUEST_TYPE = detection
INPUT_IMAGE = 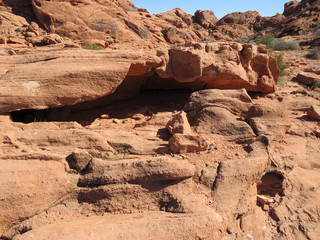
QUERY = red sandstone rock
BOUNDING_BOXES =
[79,158,196,186]
[0,160,78,233]
[307,105,320,120]
[0,1,320,240]
[194,10,218,28]
[169,134,209,153]
[296,71,320,85]
[184,89,255,139]
[166,111,192,135]
[0,43,278,113]
[70,148,93,171]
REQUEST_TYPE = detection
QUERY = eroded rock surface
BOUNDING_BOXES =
[0,43,279,113]
[0,0,320,240]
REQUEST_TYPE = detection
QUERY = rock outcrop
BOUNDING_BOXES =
[0,0,210,48]
[184,89,255,139]
[279,0,320,36]
[1,0,320,240]
[1,0,320,49]
[0,42,279,114]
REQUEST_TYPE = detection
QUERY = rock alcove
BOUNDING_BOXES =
[257,171,285,211]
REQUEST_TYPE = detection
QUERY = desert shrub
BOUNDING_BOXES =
[255,34,275,49]
[310,80,320,90]
[273,54,287,77]
[255,35,301,50]
[270,39,301,50]
[82,44,104,50]
[305,47,320,60]
[315,28,320,36]
[277,76,287,86]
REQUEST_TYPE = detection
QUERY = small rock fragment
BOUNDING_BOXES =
[112,119,121,124]
[131,114,145,120]
[262,204,270,211]
[100,114,110,119]
[70,148,93,171]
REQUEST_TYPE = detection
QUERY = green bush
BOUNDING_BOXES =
[255,35,301,50]
[273,54,287,77]
[305,47,320,60]
[270,39,301,50]
[82,44,104,50]
[256,34,275,49]
[310,80,320,90]
[315,29,320,36]
[277,76,287,86]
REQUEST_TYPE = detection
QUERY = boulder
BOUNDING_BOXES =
[217,11,260,26]
[70,148,93,171]
[246,103,288,119]
[184,89,253,116]
[246,103,291,135]
[156,8,193,28]
[188,106,255,138]
[307,105,320,120]
[296,72,319,85]
[168,134,209,153]
[42,33,64,45]
[184,89,255,139]
[166,111,192,135]
[157,43,279,93]
[0,49,160,113]
[194,10,218,28]
[212,11,261,40]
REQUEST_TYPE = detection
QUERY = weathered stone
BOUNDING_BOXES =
[0,35,7,44]
[0,160,78,233]
[194,10,218,28]
[184,89,255,139]
[42,33,64,45]
[307,105,320,120]
[78,158,195,186]
[71,148,93,171]
[168,134,209,153]
[7,37,27,44]
[166,111,191,135]
[157,43,278,93]
[296,72,319,85]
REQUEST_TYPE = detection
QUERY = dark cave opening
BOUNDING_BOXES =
[257,172,284,197]
[8,70,207,125]
[8,69,267,126]
[9,89,196,125]
[256,171,285,212]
